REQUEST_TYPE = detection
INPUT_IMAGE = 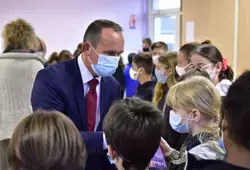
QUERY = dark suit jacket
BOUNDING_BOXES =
[31,57,120,170]
[113,66,124,98]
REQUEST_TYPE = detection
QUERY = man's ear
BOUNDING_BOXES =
[108,145,117,160]
[83,41,99,64]
[82,42,91,54]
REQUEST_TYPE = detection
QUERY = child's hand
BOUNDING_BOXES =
[160,137,173,156]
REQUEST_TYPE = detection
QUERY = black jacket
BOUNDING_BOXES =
[113,66,124,98]
[135,81,156,102]
[186,153,250,170]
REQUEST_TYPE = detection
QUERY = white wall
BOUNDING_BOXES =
[0,0,148,61]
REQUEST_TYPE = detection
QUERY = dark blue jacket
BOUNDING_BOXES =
[31,57,120,170]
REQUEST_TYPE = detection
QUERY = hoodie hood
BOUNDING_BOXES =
[188,140,225,160]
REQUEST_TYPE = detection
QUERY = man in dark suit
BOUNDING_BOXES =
[31,20,124,170]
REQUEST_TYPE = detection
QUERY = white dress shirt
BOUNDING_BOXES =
[78,56,101,131]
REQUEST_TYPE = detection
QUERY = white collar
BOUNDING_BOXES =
[77,54,101,84]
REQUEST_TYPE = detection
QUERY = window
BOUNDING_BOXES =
[152,0,181,10]
[148,0,181,51]
[154,15,177,51]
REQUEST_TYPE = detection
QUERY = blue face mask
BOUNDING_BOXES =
[90,54,120,76]
[169,110,194,133]
[88,47,120,76]
[155,69,168,84]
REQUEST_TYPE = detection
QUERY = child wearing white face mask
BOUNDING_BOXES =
[152,52,189,152]
[176,42,201,77]
[191,44,234,97]
[130,53,156,102]
[160,77,225,170]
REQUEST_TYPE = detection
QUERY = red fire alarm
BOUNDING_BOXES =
[129,14,136,29]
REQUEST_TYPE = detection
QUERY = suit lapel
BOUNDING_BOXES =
[71,57,88,130]
[98,77,107,130]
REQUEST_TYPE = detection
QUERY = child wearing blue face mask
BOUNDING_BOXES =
[186,71,250,170]
[152,52,179,107]
[152,52,188,152]
[160,77,225,170]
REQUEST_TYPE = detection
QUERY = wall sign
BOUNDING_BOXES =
[129,14,136,29]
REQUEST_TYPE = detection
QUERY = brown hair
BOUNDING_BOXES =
[48,52,59,64]
[37,37,46,58]
[193,44,234,81]
[8,110,87,170]
[2,18,39,50]
[133,52,153,75]
[179,42,200,63]
[142,38,152,46]
[151,41,168,52]
[59,50,72,62]
[152,52,179,105]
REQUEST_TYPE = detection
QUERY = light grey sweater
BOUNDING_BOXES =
[0,52,44,140]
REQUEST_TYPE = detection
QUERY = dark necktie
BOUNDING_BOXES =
[86,79,99,132]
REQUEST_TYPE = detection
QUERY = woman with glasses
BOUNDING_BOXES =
[190,44,234,97]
